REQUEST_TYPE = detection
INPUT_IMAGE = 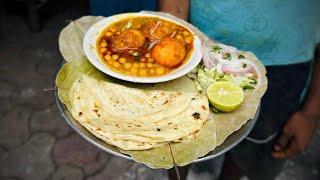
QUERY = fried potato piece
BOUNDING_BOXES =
[110,29,145,52]
[141,20,173,40]
[151,37,186,68]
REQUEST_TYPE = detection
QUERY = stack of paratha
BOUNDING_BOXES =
[69,75,209,150]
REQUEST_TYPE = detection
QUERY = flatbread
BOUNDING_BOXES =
[68,75,209,150]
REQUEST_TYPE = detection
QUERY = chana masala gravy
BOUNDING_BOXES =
[97,17,194,77]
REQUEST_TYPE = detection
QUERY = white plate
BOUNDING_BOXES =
[83,12,202,83]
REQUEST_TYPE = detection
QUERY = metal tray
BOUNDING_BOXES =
[55,65,260,163]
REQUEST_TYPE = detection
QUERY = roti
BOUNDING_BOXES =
[68,75,209,150]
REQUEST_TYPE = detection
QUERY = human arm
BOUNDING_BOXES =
[157,0,189,20]
[273,45,320,159]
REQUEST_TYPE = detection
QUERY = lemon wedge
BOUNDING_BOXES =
[207,81,244,112]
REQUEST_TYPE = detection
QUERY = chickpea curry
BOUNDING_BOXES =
[97,17,194,77]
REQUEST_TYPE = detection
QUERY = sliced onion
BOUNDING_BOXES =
[215,53,233,65]
[203,43,261,87]
[216,63,223,73]
[221,63,254,75]
[147,40,160,51]
[150,21,161,35]
[238,59,261,87]
[170,31,177,37]
[217,43,237,53]
[202,45,215,68]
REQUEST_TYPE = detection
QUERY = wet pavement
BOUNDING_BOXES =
[0,3,319,180]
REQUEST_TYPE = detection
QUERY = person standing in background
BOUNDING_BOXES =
[89,0,320,179]
[158,0,320,180]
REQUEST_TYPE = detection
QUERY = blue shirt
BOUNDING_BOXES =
[190,0,320,65]
[90,0,156,17]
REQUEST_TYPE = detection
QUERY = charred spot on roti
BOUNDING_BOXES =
[157,128,161,131]
[191,97,196,100]
[192,112,200,119]
[78,112,83,116]
[96,128,101,130]
[201,105,207,110]
[168,122,172,125]
[92,109,101,117]
[178,138,182,140]
[162,100,169,105]
[115,124,120,128]
[174,127,178,130]
[77,96,80,100]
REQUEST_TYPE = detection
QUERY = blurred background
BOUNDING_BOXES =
[0,0,319,179]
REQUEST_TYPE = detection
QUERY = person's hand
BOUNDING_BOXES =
[272,111,317,159]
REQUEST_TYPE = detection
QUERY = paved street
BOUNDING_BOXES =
[0,2,319,180]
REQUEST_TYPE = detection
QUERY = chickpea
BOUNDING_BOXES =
[110,28,117,33]
[147,63,154,68]
[119,57,127,64]
[100,41,107,47]
[139,62,146,68]
[112,54,119,61]
[135,24,141,29]
[106,51,112,55]
[124,62,132,69]
[104,54,111,61]
[105,31,113,37]
[130,67,138,75]
[100,48,107,53]
[175,35,183,40]
[156,67,166,75]
[145,53,151,58]
[116,31,121,35]
[147,58,154,63]
[149,69,155,74]
[182,31,190,36]
[139,69,147,76]
[108,59,113,64]
[140,57,146,62]
[133,62,139,68]
[113,61,121,68]
[185,37,193,44]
